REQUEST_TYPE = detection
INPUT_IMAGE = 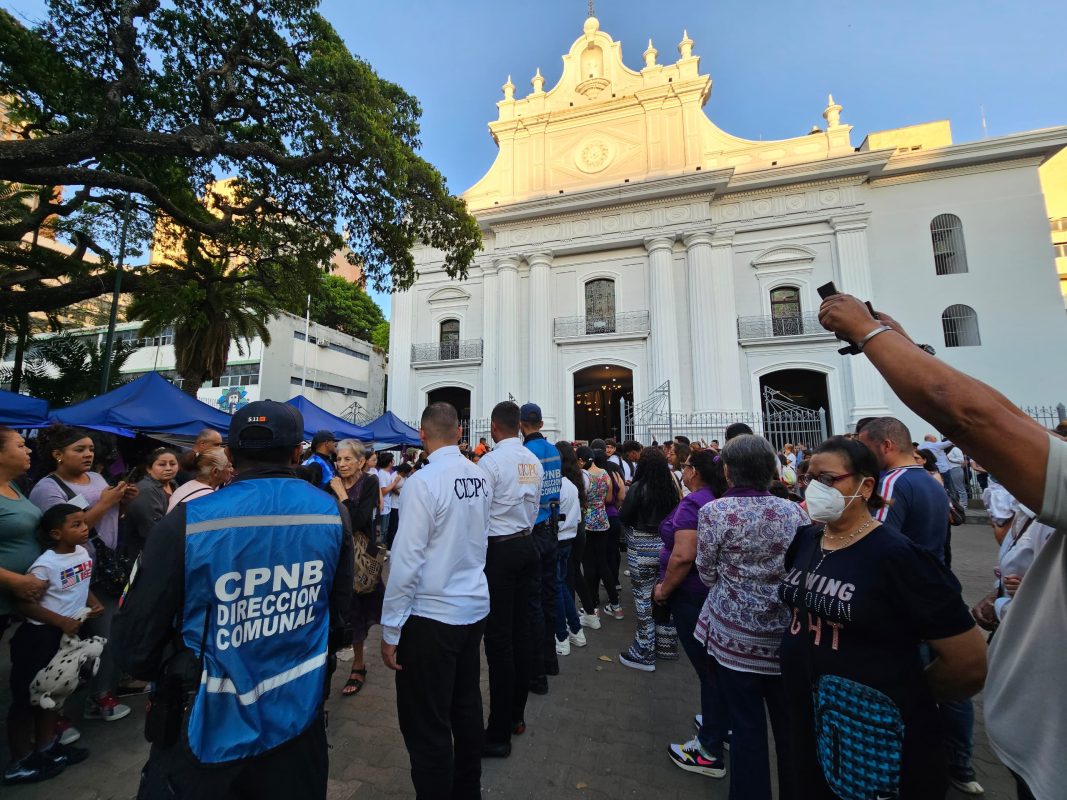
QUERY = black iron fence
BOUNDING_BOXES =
[736,312,824,340]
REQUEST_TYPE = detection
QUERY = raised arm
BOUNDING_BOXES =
[819,294,1050,512]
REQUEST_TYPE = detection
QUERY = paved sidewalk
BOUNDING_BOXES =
[5,523,1018,799]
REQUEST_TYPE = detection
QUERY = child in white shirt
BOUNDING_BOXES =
[6,504,101,784]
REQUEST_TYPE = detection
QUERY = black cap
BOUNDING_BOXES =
[311,429,338,448]
[519,403,542,423]
[229,401,304,450]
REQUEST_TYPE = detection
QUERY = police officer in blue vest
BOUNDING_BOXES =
[519,403,562,694]
[113,401,354,799]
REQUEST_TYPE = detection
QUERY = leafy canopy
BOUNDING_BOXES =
[0,0,480,316]
[307,274,385,343]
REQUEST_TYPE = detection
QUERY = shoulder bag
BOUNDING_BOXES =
[352,531,384,595]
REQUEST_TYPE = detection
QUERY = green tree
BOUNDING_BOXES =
[1,333,137,406]
[371,321,389,352]
[126,235,278,396]
[308,274,384,342]
[0,0,481,318]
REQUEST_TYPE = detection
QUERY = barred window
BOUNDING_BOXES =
[930,214,968,275]
[584,279,616,334]
[770,286,802,336]
[942,305,981,347]
[439,319,460,344]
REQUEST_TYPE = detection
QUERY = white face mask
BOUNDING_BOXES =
[805,479,863,523]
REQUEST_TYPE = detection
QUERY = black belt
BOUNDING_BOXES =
[489,529,531,544]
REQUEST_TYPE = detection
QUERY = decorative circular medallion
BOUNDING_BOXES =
[575,137,615,174]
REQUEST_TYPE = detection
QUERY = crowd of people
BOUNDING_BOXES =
[0,290,1063,800]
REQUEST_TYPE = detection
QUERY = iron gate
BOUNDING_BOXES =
[620,382,827,448]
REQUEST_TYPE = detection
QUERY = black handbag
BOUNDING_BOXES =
[47,475,132,597]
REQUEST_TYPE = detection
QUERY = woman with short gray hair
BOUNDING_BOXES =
[694,434,807,800]
[329,438,382,697]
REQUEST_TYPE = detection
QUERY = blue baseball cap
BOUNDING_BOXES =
[229,401,304,449]
[519,403,543,423]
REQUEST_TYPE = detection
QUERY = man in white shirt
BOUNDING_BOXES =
[476,401,543,758]
[945,445,968,508]
[381,403,493,799]
[376,452,397,546]
[605,438,633,485]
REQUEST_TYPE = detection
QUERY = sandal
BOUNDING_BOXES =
[342,668,367,697]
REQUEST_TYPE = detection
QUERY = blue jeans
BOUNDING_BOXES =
[554,542,581,641]
[712,658,794,800]
[919,643,975,779]
[378,511,391,546]
[669,589,728,758]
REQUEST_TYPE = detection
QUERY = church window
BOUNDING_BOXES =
[770,286,803,336]
[439,319,460,359]
[930,214,969,275]
[584,279,616,334]
[942,305,981,347]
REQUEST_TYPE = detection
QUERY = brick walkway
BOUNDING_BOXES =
[5,523,1017,799]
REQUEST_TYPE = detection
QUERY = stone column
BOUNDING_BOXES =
[831,213,892,421]
[709,230,743,409]
[527,252,556,433]
[645,237,682,396]
[481,263,499,413]
[388,288,414,418]
[497,258,521,402]
[684,232,716,411]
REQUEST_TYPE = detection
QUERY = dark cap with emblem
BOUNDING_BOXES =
[519,403,543,424]
[310,429,338,448]
[229,401,304,449]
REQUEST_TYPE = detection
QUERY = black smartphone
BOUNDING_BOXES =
[120,467,137,486]
[817,281,839,300]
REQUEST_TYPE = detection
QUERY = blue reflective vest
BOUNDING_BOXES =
[182,477,342,764]
[302,453,335,488]
[524,434,561,526]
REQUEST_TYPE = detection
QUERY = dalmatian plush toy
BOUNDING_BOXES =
[29,607,107,710]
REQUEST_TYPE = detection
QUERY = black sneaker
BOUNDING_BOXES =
[46,740,90,766]
[3,752,64,784]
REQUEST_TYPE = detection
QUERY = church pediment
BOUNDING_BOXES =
[462,16,855,213]
[750,246,817,269]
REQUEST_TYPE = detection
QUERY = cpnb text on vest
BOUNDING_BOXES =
[212,561,325,651]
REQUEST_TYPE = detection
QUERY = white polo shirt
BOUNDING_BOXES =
[477,437,543,537]
[381,446,493,645]
[558,477,580,542]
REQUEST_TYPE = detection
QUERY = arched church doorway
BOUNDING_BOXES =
[759,368,833,439]
[573,365,633,443]
[427,386,471,420]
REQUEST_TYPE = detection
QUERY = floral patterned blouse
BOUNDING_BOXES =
[583,470,610,532]
[694,490,808,675]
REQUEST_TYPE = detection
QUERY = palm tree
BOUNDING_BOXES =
[2,332,138,406]
[126,237,276,396]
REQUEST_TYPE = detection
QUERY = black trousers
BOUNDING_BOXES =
[527,522,559,681]
[396,615,486,800]
[568,526,596,613]
[137,716,328,800]
[607,515,623,589]
[483,535,538,743]
[582,528,619,608]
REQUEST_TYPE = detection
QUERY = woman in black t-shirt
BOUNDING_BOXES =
[779,437,986,800]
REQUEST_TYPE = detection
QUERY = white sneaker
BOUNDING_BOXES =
[336,646,354,662]
[606,603,624,620]
[579,611,601,630]
[950,777,984,796]
[555,637,571,657]
[568,628,588,647]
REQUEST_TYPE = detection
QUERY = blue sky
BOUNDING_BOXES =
[6,0,1066,318]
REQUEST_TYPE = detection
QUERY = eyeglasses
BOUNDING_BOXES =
[809,472,855,487]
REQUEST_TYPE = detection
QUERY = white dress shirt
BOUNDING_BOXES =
[608,453,633,484]
[381,446,493,645]
[477,437,543,537]
[378,467,395,514]
[558,477,580,542]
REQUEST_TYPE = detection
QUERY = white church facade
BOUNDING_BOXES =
[388,16,1067,442]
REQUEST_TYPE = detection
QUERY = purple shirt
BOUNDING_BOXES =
[28,472,120,550]
[659,486,714,596]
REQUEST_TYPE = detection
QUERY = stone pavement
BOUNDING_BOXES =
[5,523,1018,799]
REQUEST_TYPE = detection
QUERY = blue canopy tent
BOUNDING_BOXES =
[0,389,50,428]
[285,396,373,442]
[51,372,231,438]
[364,411,421,447]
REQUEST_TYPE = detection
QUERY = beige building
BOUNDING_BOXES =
[1039,149,1067,304]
